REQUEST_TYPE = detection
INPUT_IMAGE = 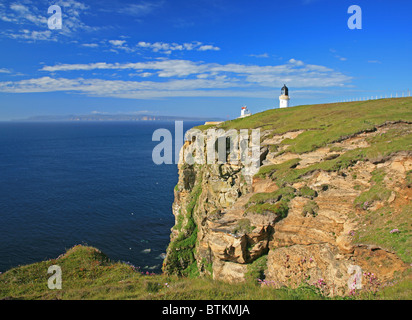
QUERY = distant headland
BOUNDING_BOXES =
[12,114,225,122]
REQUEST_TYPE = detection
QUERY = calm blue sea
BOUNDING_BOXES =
[0,121,202,273]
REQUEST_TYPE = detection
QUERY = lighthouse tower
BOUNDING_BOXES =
[240,105,251,118]
[279,84,290,108]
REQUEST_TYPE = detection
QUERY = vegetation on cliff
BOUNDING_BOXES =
[1,245,410,300]
[217,98,411,153]
[177,97,411,297]
[163,173,203,277]
[1,98,411,300]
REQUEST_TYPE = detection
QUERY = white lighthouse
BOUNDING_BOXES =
[239,105,251,118]
[279,84,290,108]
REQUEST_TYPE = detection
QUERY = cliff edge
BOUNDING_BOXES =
[163,98,412,296]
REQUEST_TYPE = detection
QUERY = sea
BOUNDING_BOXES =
[0,121,202,273]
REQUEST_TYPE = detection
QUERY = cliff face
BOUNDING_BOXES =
[163,101,411,296]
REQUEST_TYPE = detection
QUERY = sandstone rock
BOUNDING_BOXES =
[266,243,352,296]
[164,122,411,295]
[212,259,248,283]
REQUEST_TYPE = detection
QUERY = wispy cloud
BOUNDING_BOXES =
[117,2,161,17]
[329,49,347,61]
[136,41,220,53]
[6,29,55,41]
[0,75,347,100]
[40,59,346,85]
[106,40,220,54]
[197,44,220,52]
[0,68,12,74]
[109,40,127,47]
[0,58,352,100]
[248,53,269,58]
[81,43,99,48]
[368,60,382,64]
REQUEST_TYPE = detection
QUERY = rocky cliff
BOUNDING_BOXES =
[162,98,412,296]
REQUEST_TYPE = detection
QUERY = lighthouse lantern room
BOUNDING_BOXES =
[279,84,290,108]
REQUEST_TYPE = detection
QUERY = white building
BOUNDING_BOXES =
[240,105,251,118]
[279,84,290,108]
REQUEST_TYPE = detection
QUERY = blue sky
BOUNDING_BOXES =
[0,0,411,120]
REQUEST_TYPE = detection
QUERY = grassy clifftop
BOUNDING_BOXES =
[198,97,412,154]
[1,245,410,300]
[0,245,327,300]
[1,98,411,300]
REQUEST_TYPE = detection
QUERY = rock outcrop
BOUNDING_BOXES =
[163,120,411,296]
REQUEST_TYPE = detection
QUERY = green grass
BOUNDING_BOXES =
[406,170,412,187]
[356,270,412,300]
[3,99,411,300]
[0,245,410,300]
[354,168,392,209]
[246,186,296,207]
[255,125,411,187]
[172,210,183,231]
[353,205,412,264]
[245,255,268,283]
[233,219,255,234]
[194,124,217,131]
[245,201,289,218]
[301,200,319,217]
[195,99,412,190]
[218,98,412,154]
[0,245,326,300]
[298,186,318,199]
[245,186,295,220]
[163,178,203,276]
[255,158,301,180]
[0,245,142,300]
[269,144,279,153]
[329,146,344,152]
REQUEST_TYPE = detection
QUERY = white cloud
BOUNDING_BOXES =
[133,41,220,54]
[0,75,344,100]
[197,45,220,51]
[0,68,11,74]
[91,110,108,114]
[7,29,55,42]
[139,72,153,77]
[0,58,352,100]
[288,59,305,66]
[329,49,347,62]
[109,40,127,46]
[249,53,269,58]
[0,0,97,42]
[39,58,343,80]
[10,4,30,14]
[39,59,351,88]
[102,40,219,55]
[0,76,242,94]
[3,3,47,27]
[82,43,99,48]
[0,76,261,99]
[117,2,159,17]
